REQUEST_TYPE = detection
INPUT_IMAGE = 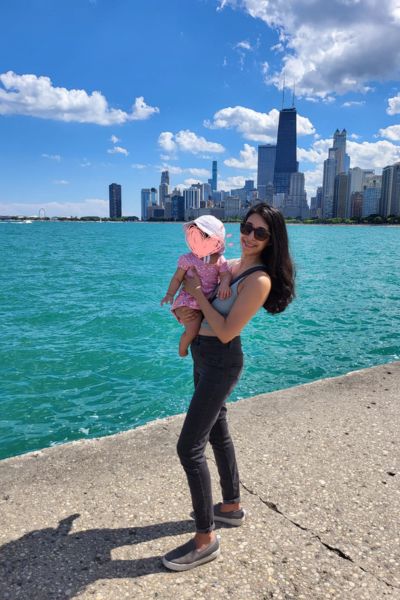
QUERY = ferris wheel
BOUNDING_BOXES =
[38,208,46,220]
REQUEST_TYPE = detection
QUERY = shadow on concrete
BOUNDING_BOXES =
[0,514,196,599]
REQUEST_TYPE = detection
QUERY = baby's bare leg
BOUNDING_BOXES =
[174,308,203,357]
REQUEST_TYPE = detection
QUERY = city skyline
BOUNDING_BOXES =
[1,1,400,217]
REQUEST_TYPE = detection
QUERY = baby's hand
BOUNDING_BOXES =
[218,282,232,300]
[161,293,174,306]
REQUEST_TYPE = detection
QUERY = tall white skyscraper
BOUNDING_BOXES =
[322,129,350,218]
[201,183,212,204]
[183,186,200,211]
[141,187,157,220]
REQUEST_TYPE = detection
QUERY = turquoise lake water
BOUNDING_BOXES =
[1,221,399,460]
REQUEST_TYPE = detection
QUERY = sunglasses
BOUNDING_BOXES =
[240,221,270,241]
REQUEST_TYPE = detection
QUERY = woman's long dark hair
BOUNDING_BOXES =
[244,203,295,314]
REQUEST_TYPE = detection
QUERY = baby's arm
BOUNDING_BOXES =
[217,258,232,300]
[161,267,186,305]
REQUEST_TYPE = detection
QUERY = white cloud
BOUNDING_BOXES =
[224,143,257,169]
[298,137,400,171]
[235,40,252,51]
[131,163,147,169]
[217,0,230,12]
[175,174,250,192]
[158,130,225,154]
[187,167,210,177]
[53,179,69,185]
[159,165,210,178]
[387,93,400,115]
[107,146,129,156]
[377,125,400,142]
[110,134,120,144]
[0,71,159,125]
[158,132,176,153]
[205,106,315,143]
[303,166,324,198]
[131,96,160,121]
[42,153,61,161]
[174,178,203,189]
[342,101,366,107]
[218,175,249,191]
[297,138,332,165]
[220,1,400,98]
[80,159,91,167]
[161,165,182,175]
[0,199,109,217]
[347,139,400,168]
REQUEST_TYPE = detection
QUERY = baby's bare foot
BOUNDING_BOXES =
[179,338,189,357]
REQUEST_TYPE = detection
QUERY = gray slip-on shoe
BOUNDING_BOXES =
[190,503,246,527]
[162,536,220,572]
[214,503,246,526]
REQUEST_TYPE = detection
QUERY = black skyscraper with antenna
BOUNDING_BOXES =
[273,105,298,196]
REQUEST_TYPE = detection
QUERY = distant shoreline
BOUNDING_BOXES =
[1,219,399,227]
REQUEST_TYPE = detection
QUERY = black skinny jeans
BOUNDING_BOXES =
[177,334,244,533]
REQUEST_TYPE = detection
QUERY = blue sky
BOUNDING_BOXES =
[1,0,400,217]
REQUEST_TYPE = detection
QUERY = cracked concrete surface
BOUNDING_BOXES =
[0,361,399,599]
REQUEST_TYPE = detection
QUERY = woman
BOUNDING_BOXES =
[162,203,295,571]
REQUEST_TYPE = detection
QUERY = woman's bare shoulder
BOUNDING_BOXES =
[227,258,241,272]
[239,269,271,297]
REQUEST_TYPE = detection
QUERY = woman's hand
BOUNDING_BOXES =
[178,307,201,324]
[182,268,203,300]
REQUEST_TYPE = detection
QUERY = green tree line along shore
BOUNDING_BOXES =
[2,214,400,224]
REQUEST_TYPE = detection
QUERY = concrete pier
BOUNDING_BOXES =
[1,361,399,599]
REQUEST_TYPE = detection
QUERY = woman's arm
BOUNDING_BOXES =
[183,270,271,343]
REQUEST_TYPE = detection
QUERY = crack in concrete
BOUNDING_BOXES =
[240,480,399,591]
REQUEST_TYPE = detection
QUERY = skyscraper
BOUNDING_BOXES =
[362,176,382,217]
[273,108,298,197]
[183,186,200,211]
[333,172,350,218]
[109,183,122,218]
[333,129,349,175]
[159,170,170,207]
[381,163,400,216]
[322,148,337,218]
[257,144,276,201]
[161,170,170,185]
[322,129,351,218]
[141,187,157,220]
[286,172,308,219]
[208,161,218,192]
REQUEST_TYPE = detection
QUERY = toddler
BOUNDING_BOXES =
[161,215,232,356]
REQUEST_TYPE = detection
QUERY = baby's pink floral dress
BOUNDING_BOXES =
[172,252,229,315]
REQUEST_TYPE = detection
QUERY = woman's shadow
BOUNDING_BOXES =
[0,513,195,599]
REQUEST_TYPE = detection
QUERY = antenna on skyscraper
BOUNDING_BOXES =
[281,73,286,109]
[292,82,296,107]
